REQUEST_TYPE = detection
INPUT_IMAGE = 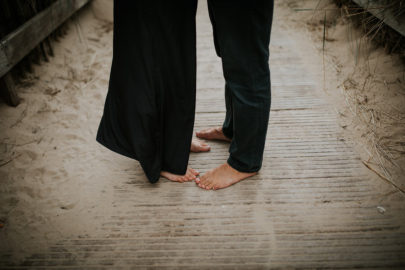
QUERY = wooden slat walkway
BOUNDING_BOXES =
[1,1,404,269]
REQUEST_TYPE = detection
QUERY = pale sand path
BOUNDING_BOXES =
[0,0,404,268]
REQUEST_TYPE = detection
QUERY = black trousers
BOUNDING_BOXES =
[96,0,274,183]
[208,0,274,172]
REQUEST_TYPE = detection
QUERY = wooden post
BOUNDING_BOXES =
[0,0,90,107]
[0,73,20,106]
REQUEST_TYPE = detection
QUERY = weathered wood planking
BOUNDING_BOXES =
[0,0,90,79]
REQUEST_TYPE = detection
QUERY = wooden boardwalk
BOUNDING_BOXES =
[1,1,405,269]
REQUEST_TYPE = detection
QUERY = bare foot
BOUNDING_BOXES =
[161,167,200,183]
[190,138,211,152]
[195,163,257,190]
[196,127,231,142]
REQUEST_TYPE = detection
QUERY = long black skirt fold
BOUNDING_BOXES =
[96,0,198,183]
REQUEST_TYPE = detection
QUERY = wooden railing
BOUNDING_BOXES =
[0,0,91,106]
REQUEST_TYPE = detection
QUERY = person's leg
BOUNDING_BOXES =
[156,0,202,182]
[195,82,233,142]
[196,3,233,142]
[197,0,274,190]
[208,0,234,140]
[97,0,200,183]
[222,83,234,139]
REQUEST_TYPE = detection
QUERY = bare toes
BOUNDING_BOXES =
[189,168,199,176]
[202,179,212,190]
[206,180,215,190]
[186,173,195,181]
[199,178,208,187]
[206,181,215,190]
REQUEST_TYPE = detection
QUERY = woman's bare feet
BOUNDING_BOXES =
[161,167,200,183]
[195,163,257,190]
[196,127,231,142]
[190,138,211,152]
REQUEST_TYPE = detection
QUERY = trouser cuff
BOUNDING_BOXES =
[222,126,233,140]
[227,156,261,173]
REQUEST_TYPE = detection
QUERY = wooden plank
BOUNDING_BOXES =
[0,0,90,79]
[352,0,405,37]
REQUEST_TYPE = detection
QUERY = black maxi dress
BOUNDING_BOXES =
[96,1,198,183]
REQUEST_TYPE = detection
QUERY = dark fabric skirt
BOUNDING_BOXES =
[96,0,198,183]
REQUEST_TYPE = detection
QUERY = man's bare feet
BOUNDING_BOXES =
[195,163,257,190]
[190,138,211,152]
[161,167,200,183]
[196,127,231,142]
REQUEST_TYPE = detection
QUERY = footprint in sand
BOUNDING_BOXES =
[60,202,76,210]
